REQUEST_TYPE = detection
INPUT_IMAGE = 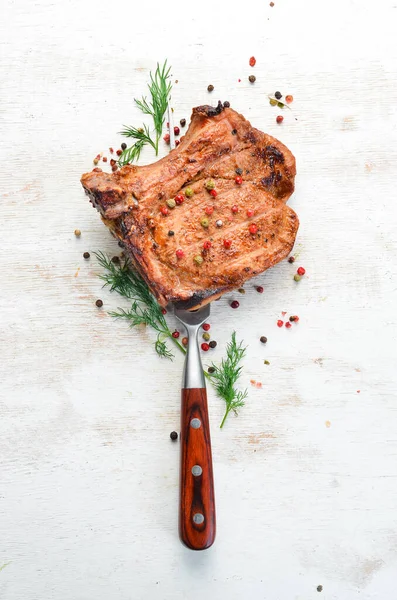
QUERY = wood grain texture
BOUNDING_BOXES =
[1,0,397,598]
[179,388,216,551]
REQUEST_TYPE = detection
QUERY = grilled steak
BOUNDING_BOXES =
[81,102,298,308]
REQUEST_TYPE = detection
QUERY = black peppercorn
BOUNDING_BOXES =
[288,256,295,263]
[275,91,282,100]
[223,101,230,108]
[111,256,120,264]
[208,366,216,374]
[207,84,214,92]
[231,129,237,135]
[260,336,267,344]
[121,142,127,151]
[209,340,217,348]
[168,230,174,236]
[249,75,256,83]
[170,431,178,441]
[83,251,90,259]
[180,118,186,127]
[95,299,103,307]
[317,585,323,593]
[235,168,243,175]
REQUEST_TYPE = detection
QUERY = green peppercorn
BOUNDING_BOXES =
[200,217,209,228]
[204,179,215,190]
[208,366,216,374]
[260,336,267,344]
[185,187,194,198]
[207,84,214,92]
[294,274,301,282]
[170,431,178,441]
[264,360,270,365]
[202,332,210,341]
[209,340,217,349]
[277,102,284,108]
[194,255,204,266]
[269,98,277,106]
[238,288,246,294]
[166,199,176,208]
[249,75,256,83]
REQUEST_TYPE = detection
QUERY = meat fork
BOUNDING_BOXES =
[174,304,216,551]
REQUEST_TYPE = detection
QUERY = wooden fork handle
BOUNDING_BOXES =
[179,387,216,550]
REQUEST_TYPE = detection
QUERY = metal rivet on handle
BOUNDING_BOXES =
[193,513,205,524]
[190,418,201,429]
[191,465,202,476]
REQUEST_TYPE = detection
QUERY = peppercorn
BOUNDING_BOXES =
[109,147,114,154]
[111,256,120,264]
[264,360,270,365]
[238,288,246,294]
[269,98,277,106]
[176,249,184,259]
[163,133,170,144]
[168,230,174,236]
[249,224,258,234]
[95,299,103,307]
[294,274,301,282]
[160,206,169,216]
[185,187,194,198]
[317,586,323,593]
[270,1,274,5]
[102,156,107,162]
[166,199,176,209]
[74,229,81,237]
[170,431,178,441]
[285,322,292,329]
[182,337,188,347]
[290,315,299,322]
[175,140,180,147]
[260,336,268,344]
[93,158,99,165]
[276,115,284,124]
[201,217,209,228]
[248,75,256,83]
[203,323,210,331]
[256,286,264,293]
[174,194,184,205]
[231,300,240,309]
[208,366,216,373]
[288,256,295,263]
[202,332,210,341]
[231,129,237,135]
[247,209,254,217]
[203,240,212,250]
[193,255,204,266]
[249,56,256,67]
[277,320,283,327]
[180,118,186,127]
[216,219,223,227]
[112,165,118,172]
[205,206,214,215]
[174,126,180,136]
[204,179,215,190]
[201,343,210,351]
[209,340,217,349]
[121,142,127,151]
[116,149,122,156]
[161,308,167,315]
[235,175,243,185]
[231,205,239,214]
[277,102,284,109]
[83,252,90,259]
[297,266,306,276]
[172,330,180,339]
[275,91,282,100]
[223,239,232,249]
[223,101,230,108]
[110,159,116,167]
[207,84,214,92]
[285,95,293,103]
[210,189,217,198]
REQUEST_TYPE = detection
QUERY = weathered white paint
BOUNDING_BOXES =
[1,0,397,598]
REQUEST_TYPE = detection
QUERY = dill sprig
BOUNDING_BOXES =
[207,332,248,428]
[95,252,185,359]
[119,60,172,165]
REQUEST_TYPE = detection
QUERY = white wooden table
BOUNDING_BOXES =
[2,0,397,598]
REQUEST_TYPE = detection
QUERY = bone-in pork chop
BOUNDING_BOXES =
[81,102,298,308]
